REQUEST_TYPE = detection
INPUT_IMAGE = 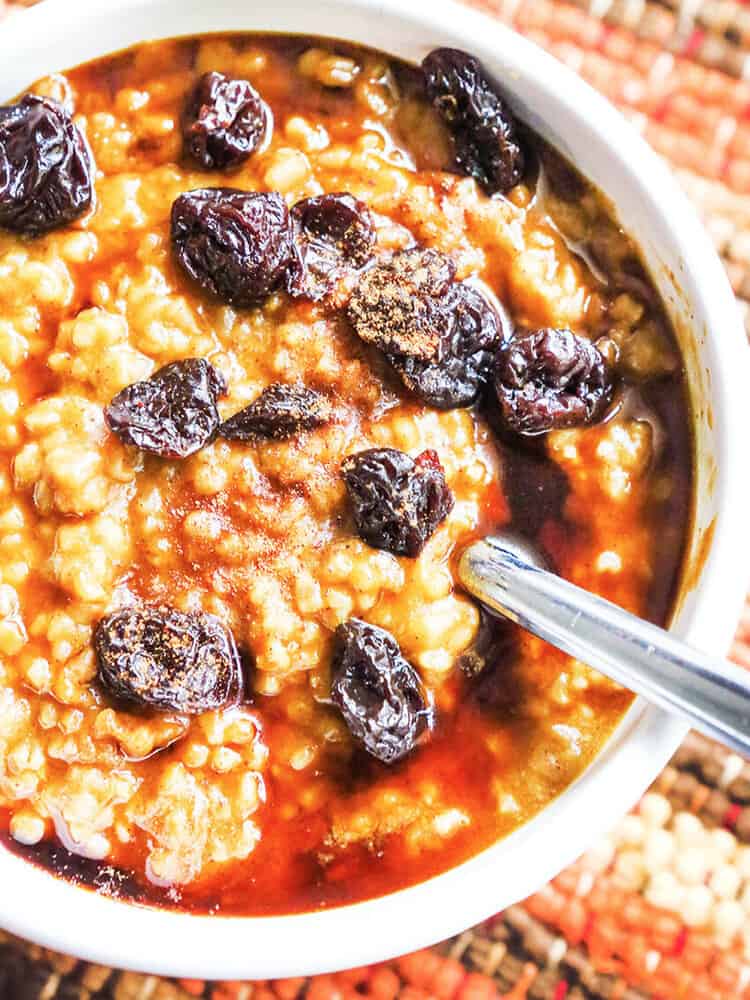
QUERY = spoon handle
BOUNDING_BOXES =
[459,536,750,757]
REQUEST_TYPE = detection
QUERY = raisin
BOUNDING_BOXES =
[389,281,501,409]
[494,328,613,436]
[182,71,270,170]
[347,248,501,408]
[291,192,376,300]
[348,247,455,361]
[0,94,93,235]
[331,618,432,764]
[422,48,524,195]
[220,383,332,441]
[94,606,242,714]
[342,447,454,557]
[105,358,227,459]
[170,188,300,307]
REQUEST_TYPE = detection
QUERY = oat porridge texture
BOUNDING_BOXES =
[0,35,692,913]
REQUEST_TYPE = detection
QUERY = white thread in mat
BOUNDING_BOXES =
[675,0,703,40]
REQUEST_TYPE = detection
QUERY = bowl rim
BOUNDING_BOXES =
[1,0,749,979]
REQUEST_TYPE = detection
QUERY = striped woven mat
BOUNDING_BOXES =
[3,0,750,997]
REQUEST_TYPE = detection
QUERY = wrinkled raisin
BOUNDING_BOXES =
[331,618,432,764]
[348,247,455,361]
[494,328,613,436]
[389,281,501,409]
[422,48,524,195]
[182,71,270,170]
[220,383,332,441]
[171,188,300,307]
[348,248,501,408]
[0,94,93,235]
[95,606,242,714]
[105,358,227,459]
[342,447,454,557]
[291,192,376,300]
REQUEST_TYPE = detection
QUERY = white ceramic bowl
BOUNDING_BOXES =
[0,0,748,979]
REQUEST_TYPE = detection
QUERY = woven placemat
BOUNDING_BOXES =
[3,1,750,997]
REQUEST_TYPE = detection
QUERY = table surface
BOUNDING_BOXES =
[3,1,750,997]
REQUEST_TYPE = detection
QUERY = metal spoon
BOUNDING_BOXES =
[458,533,750,757]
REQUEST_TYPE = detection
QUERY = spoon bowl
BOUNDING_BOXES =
[459,534,750,757]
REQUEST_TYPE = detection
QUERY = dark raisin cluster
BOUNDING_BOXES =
[347,247,455,360]
[390,281,502,409]
[170,187,376,307]
[0,94,93,235]
[171,189,301,307]
[91,51,623,774]
[94,606,242,714]
[422,48,525,195]
[342,447,454,557]
[219,383,332,441]
[494,327,612,436]
[104,358,227,459]
[291,192,376,300]
[182,71,269,170]
[347,248,501,409]
[331,618,433,763]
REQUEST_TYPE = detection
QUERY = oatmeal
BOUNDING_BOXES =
[0,35,691,913]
